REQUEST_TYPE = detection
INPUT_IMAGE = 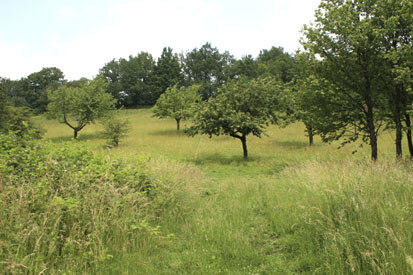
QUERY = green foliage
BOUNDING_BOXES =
[375,0,413,158]
[99,52,156,106]
[47,77,116,139]
[0,76,28,107]
[151,47,184,101]
[0,133,151,273]
[186,77,288,158]
[99,59,124,105]
[153,84,201,130]
[2,106,44,138]
[301,0,393,160]
[229,55,259,79]
[120,52,156,105]
[0,67,65,113]
[257,46,296,83]
[0,84,43,140]
[102,112,130,146]
[299,0,413,159]
[182,42,234,99]
[25,67,65,113]
[0,84,7,129]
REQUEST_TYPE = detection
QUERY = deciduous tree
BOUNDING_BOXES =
[151,47,184,101]
[301,0,389,160]
[182,42,234,99]
[186,77,287,159]
[153,85,200,131]
[375,0,413,159]
[47,77,116,139]
[26,67,65,113]
[99,52,155,107]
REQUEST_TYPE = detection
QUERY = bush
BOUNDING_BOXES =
[0,133,153,273]
[1,106,44,138]
[102,114,130,146]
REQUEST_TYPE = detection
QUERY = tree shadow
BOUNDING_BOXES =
[187,153,290,177]
[273,140,313,148]
[149,129,186,136]
[47,131,106,142]
[189,153,256,166]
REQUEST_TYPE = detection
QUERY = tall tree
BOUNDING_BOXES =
[301,0,389,160]
[99,59,125,106]
[99,53,155,107]
[374,0,413,159]
[257,46,296,83]
[119,52,155,106]
[47,77,116,139]
[229,55,259,79]
[26,67,65,113]
[151,47,184,102]
[182,42,234,99]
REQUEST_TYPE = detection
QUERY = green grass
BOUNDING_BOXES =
[36,108,391,175]
[30,108,413,274]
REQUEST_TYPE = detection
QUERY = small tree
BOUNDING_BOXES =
[186,77,287,159]
[102,112,130,147]
[47,77,116,139]
[152,85,200,131]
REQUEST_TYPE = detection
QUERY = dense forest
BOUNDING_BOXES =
[1,0,412,273]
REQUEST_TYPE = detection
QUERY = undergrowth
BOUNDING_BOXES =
[0,132,197,274]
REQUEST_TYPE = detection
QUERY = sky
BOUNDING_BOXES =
[0,0,321,80]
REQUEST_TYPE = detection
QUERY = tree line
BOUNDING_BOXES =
[0,0,411,161]
[0,43,294,111]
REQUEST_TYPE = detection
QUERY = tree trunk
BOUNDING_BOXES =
[241,135,248,159]
[176,118,180,131]
[74,129,78,139]
[395,119,403,160]
[366,102,378,161]
[394,85,403,160]
[370,130,378,161]
[365,78,378,161]
[405,114,413,159]
[308,126,314,146]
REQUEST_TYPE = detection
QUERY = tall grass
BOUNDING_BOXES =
[259,160,413,274]
[0,133,201,273]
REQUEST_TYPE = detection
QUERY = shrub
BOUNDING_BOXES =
[1,106,44,138]
[102,115,130,146]
[0,133,152,273]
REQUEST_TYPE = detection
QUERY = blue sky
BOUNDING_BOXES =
[0,0,320,80]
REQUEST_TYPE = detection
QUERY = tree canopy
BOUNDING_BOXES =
[47,77,116,139]
[186,77,287,159]
[182,42,234,99]
[99,52,155,107]
[153,84,200,131]
[301,0,392,160]
[257,46,296,83]
[151,47,184,101]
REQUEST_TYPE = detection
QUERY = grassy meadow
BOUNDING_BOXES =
[23,108,413,274]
